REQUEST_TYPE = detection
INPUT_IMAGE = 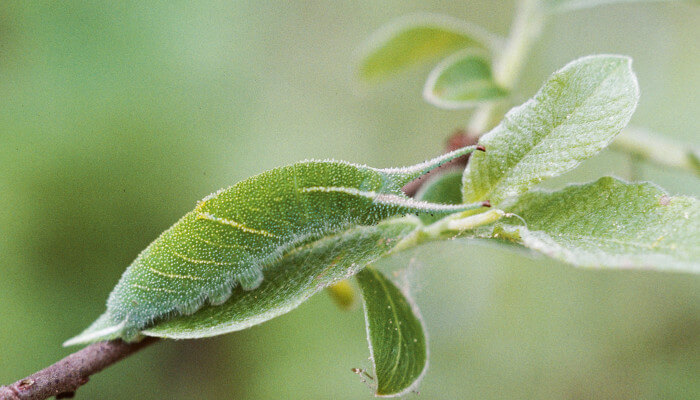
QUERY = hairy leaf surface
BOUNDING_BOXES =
[492,177,700,272]
[358,14,498,82]
[356,266,427,397]
[424,50,508,109]
[65,146,486,345]
[463,55,639,205]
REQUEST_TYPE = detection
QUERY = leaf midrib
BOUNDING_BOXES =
[370,267,408,391]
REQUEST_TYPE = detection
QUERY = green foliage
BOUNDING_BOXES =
[64,146,486,346]
[1,2,698,399]
[463,55,639,205]
[357,14,498,82]
[356,267,427,397]
[493,177,700,272]
[352,1,698,391]
[63,50,697,395]
[46,1,698,397]
[423,50,508,109]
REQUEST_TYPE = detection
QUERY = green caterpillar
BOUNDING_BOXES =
[65,145,487,345]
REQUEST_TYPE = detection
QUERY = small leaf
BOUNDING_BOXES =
[543,0,687,13]
[358,14,499,82]
[492,177,700,272]
[65,146,487,345]
[463,54,639,206]
[356,266,427,397]
[415,170,463,224]
[424,50,508,109]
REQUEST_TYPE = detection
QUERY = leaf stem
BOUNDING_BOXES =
[468,0,545,134]
[492,0,544,90]
[611,128,700,177]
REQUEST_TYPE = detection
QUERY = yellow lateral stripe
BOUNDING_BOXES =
[198,212,278,238]
[148,266,203,281]
[300,186,365,195]
[132,283,177,293]
[170,248,233,266]
[192,232,250,250]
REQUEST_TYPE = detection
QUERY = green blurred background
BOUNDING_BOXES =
[1,1,698,399]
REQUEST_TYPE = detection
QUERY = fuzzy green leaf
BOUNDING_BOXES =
[65,146,487,345]
[492,177,700,272]
[424,50,508,109]
[356,266,427,397]
[543,0,688,13]
[463,55,639,206]
[358,14,498,82]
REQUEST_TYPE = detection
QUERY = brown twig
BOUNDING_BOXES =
[0,338,159,400]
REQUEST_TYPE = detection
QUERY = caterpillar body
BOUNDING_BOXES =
[65,145,486,346]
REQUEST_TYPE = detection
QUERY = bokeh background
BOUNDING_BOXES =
[1,1,698,399]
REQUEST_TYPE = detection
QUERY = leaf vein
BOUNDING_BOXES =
[148,267,204,281]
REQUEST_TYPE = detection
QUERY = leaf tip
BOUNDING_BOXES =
[585,54,639,99]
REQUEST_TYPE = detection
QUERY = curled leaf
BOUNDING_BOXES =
[424,50,508,109]
[356,266,427,397]
[358,13,500,82]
